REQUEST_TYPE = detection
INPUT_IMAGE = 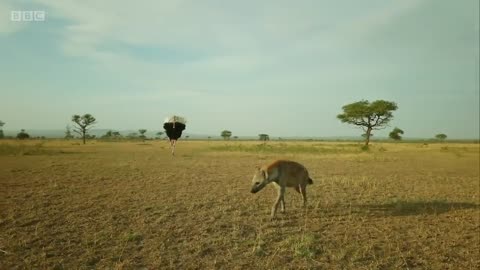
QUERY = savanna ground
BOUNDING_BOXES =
[0,139,479,269]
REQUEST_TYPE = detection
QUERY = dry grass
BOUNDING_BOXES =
[0,140,479,269]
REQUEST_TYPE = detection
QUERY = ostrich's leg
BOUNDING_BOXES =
[171,140,176,155]
[169,139,174,154]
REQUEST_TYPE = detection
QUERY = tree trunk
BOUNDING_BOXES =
[82,130,86,144]
[365,127,372,146]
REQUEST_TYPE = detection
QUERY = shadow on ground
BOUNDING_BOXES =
[357,200,480,216]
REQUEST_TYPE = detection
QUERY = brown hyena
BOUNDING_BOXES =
[250,160,313,220]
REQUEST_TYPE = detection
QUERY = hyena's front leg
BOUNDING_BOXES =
[274,183,286,213]
[271,186,285,220]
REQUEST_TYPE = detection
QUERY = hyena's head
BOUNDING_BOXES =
[250,167,270,193]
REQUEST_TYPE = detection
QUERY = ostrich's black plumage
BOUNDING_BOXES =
[163,122,186,140]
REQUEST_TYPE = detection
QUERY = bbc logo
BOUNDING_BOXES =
[11,11,46,22]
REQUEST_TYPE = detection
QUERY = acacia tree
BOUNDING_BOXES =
[139,129,147,142]
[435,133,447,141]
[71,114,97,144]
[221,130,232,140]
[17,129,30,140]
[0,120,5,139]
[389,127,404,141]
[337,100,398,146]
[112,131,121,138]
[102,130,113,138]
[259,134,270,142]
[101,130,121,139]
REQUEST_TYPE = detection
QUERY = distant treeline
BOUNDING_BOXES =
[0,135,478,144]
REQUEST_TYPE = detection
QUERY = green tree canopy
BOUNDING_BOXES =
[101,130,121,139]
[435,133,447,141]
[104,130,113,138]
[112,131,121,137]
[221,130,232,140]
[0,120,5,139]
[16,129,30,140]
[337,100,398,146]
[258,134,270,141]
[389,127,404,141]
[72,114,97,144]
[138,129,147,142]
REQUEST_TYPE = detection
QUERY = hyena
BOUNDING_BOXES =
[250,160,313,220]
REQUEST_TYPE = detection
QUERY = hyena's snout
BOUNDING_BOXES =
[250,182,260,193]
[251,181,268,193]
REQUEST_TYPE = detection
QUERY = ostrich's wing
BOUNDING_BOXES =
[164,115,187,124]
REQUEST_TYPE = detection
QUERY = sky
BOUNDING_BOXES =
[0,0,479,139]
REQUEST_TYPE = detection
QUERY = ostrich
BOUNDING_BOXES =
[163,115,187,155]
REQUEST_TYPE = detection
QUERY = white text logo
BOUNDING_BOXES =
[11,11,46,22]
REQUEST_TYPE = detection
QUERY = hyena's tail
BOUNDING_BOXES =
[308,177,313,185]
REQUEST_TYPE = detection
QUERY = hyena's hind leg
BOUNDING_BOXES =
[299,183,307,207]
[278,184,286,212]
